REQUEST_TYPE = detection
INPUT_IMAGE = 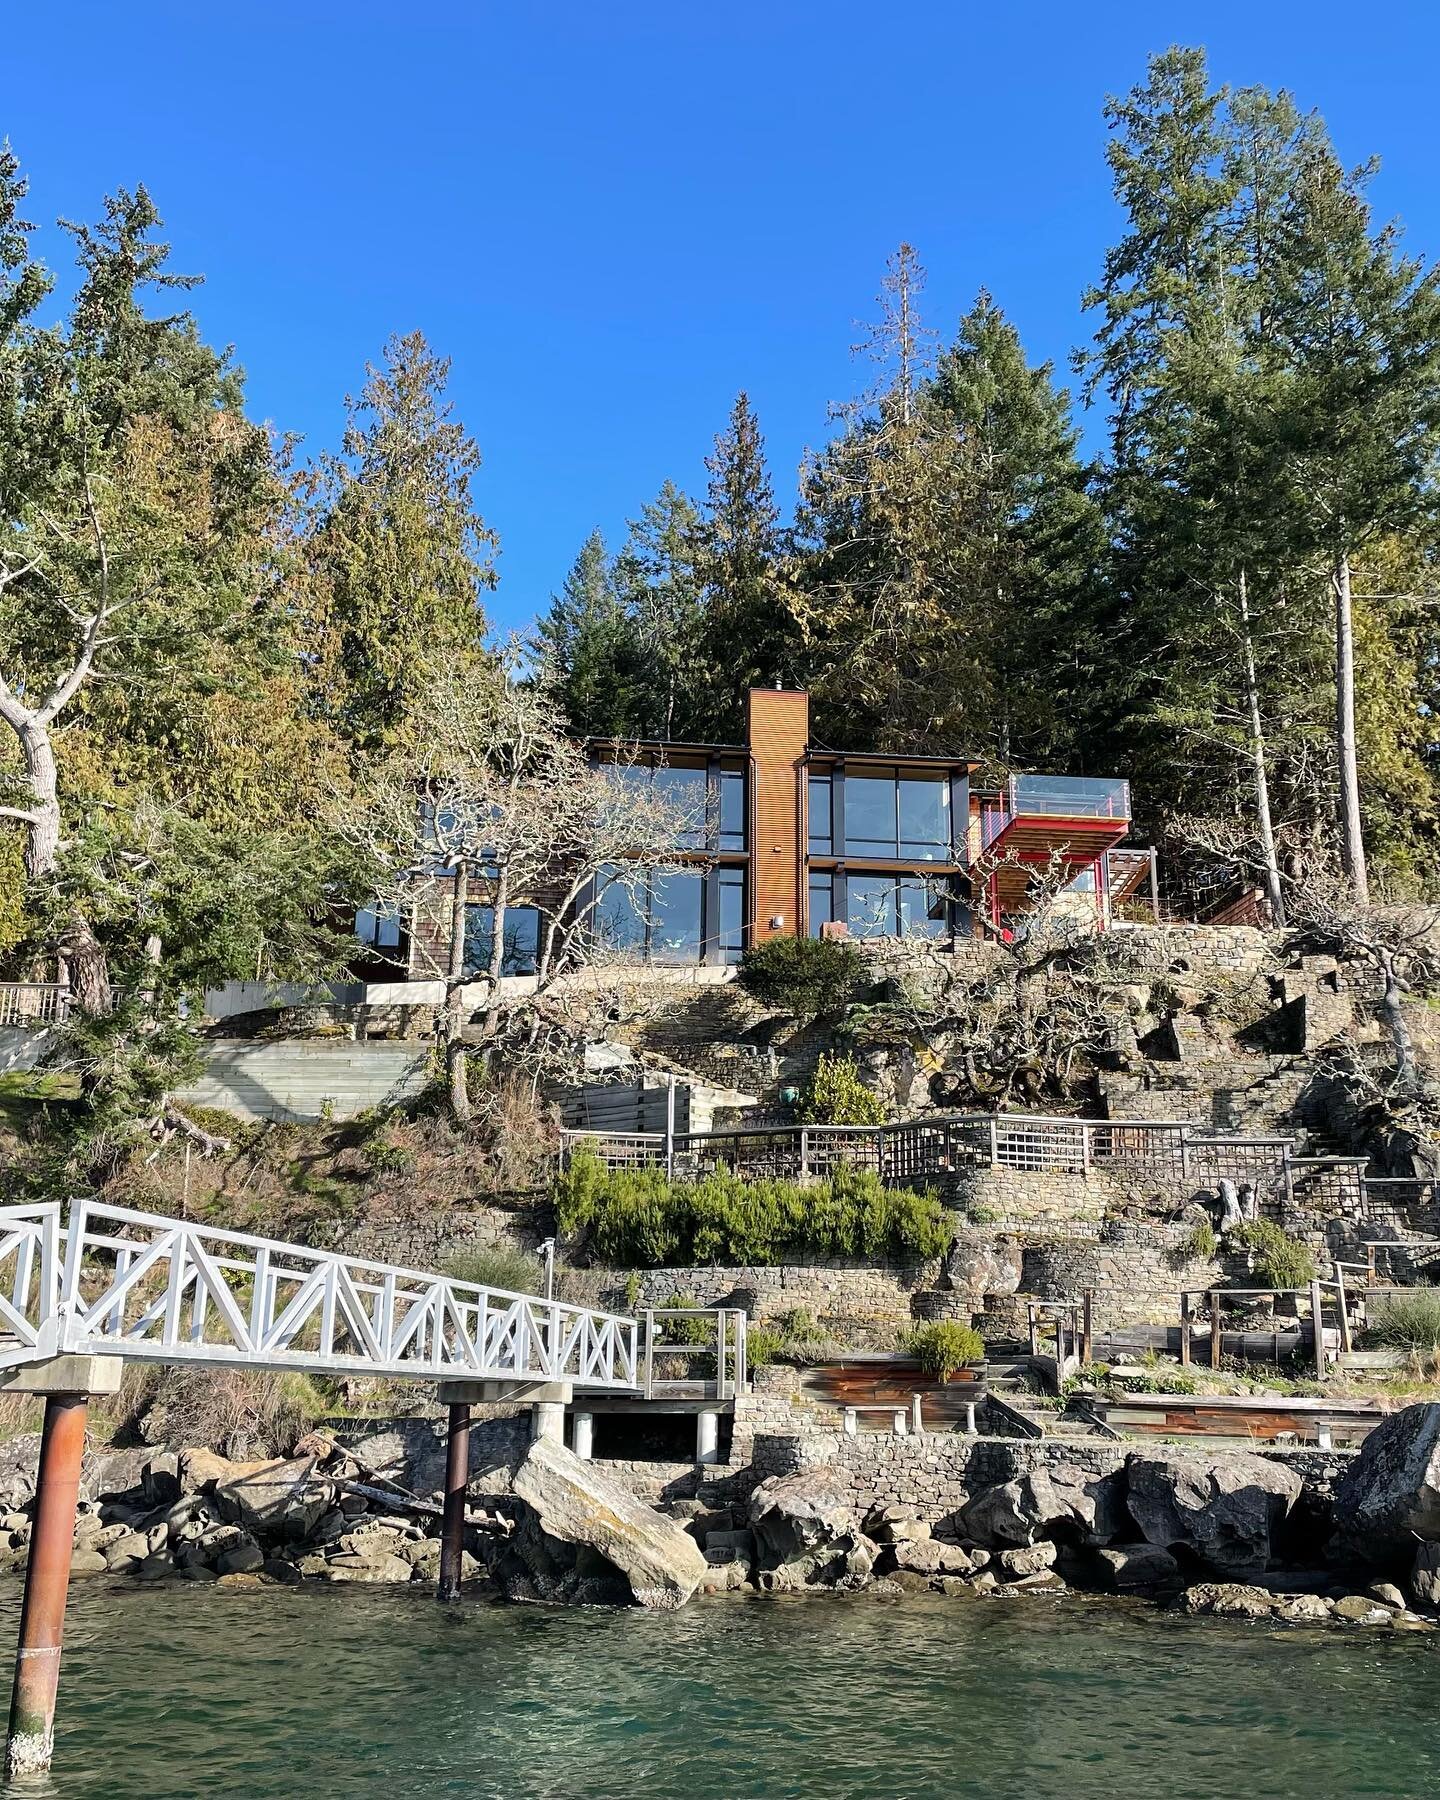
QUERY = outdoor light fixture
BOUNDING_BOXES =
[769,914,785,929]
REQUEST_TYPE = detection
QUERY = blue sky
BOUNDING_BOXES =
[6,3,1439,632]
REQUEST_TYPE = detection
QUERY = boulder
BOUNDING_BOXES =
[1367,1581,1407,1611]
[1275,1593,1332,1624]
[749,1468,877,1590]
[1330,1404,1440,1562]
[959,1460,1126,1549]
[212,1456,333,1541]
[890,1538,974,1577]
[1332,1594,1395,1626]
[1175,1582,1277,1619]
[507,1437,708,1610]
[1091,1544,1180,1591]
[1126,1451,1301,1574]
[1410,1542,1440,1608]
[214,1539,264,1576]
[320,1552,413,1584]
[997,1542,1057,1579]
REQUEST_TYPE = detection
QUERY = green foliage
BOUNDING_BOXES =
[1233,1219,1317,1290]
[904,1321,985,1380]
[1364,1288,1440,1352]
[744,1326,785,1370]
[554,1151,952,1268]
[1178,1218,1218,1262]
[737,935,865,1019]
[798,1052,885,1126]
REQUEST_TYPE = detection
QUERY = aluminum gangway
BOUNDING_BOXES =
[0,1198,639,1388]
[0,1197,642,1777]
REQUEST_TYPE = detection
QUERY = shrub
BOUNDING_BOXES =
[1178,1219,1217,1262]
[905,1321,985,1380]
[445,1246,545,1294]
[744,1326,786,1370]
[737,935,865,1018]
[554,1150,951,1268]
[798,1052,886,1126]
[1365,1287,1440,1352]
[1234,1219,1316,1290]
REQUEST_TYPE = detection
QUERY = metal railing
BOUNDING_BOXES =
[0,984,70,1029]
[639,1306,747,1400]
[0,1200,639,1389]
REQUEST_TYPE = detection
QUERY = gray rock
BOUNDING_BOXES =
[699,1560,752,1593]
[214,1539,264,1576]
[703,1528,756,1561]
[1331,1404,1440,1562]
[1411,1542,1440,1608]
[320,1552,413,1584]
[213,1456,333,1541]
[1175,1583,1277,1619]
[1091,1544,1180,1590]
[1126,1450,1301,1574]
[262,1558,305,1586]
[1366,1581,1407,1610]
[1275,1593,1332,1624]
[997,1542,1057,1578]
[748,1468,877,1590]
[68,1548,108,1575]
[509,1437,708,1610]
[960,1459,1126,1549]
[1333,1594,1395,1625]
[891,1537,975,1577]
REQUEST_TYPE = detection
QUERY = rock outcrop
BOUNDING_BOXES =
[502,1437,707,1610]
[1330,1404,1440,1563]
[1126,1450,1302,1575]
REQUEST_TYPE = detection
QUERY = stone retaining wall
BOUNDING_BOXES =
[590,1260,943,1349]
[349,1204,552,1270]
[751,1428,1353,1527]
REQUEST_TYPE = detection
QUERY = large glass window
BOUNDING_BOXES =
[463,904,540,977]
[718,867,745,962]
[843,875,954,939]
[648,871,705,963]
[808,871,834,937]
[899,778,951,860]
[718,769,746,852]
[808,774,833,855]
[654,766,707,849]
[592,864,744,964]
[354,903,401,951]
[844,777,897,857]
[841,773,953,859]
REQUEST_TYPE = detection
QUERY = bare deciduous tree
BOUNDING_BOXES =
[339,645,709,1120]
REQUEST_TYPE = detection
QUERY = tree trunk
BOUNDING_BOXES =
[1333,550,1369,904]
[1238,570,1286,926]
[446,864,471,1123]
[17,719,60,881]
[56,916,112,1019]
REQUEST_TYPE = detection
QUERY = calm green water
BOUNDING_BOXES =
[3,1582,1437,1799]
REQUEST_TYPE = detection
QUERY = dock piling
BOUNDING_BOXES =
[5,1393,87,1778]
[438,1401,471,1603]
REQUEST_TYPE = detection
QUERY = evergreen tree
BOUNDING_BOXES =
[931,292,1107,768]
[536,529,640,737]
[696,392,792,734]
[613,480,707,740]
[304,331,496,750]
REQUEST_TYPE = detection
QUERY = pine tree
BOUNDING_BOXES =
[696,392,792,736]
[304,331,496,750]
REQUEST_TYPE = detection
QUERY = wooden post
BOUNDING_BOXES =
[643,1308,655,1400]
[1026,1303,1038,1358]
[663,1076,676,1181]
[1082,1290,1094,1366]
[1209,1289,1222,1370]
[798,1127,809,1181]
[1333,1266,1353,1355]
[5,1394,87,1777]
[1179,1292,1191,1367]
[988,1118,999,1167]
[1149,847,1161,925]
[1310,1278,1327,1379]
[438,1401,471,1603]
[716,1308,728,1401]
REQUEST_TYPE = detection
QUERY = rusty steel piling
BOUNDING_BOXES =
[5,1393,88,1778]
[438,1401,471,1602]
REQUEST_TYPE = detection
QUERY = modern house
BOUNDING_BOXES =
[358,686,1143,984]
